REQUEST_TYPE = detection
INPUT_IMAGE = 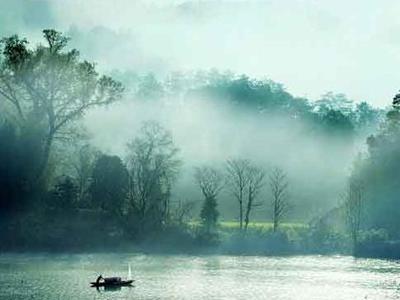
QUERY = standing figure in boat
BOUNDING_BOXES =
[96,275,103,286]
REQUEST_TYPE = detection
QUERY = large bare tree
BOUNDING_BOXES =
[226,159,250,230]
[126,121,181,231]
[269,167,289,232]
[244,165,266,231]
[226,159,265,231]
[0,30,123,179]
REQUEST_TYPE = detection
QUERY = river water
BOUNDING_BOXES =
[0,253,399,299]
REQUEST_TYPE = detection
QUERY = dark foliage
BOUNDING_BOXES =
[89,154,128,216]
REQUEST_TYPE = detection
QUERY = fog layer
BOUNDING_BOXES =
[1,0,400,106]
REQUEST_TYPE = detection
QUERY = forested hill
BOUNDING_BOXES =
[111,70,383,138]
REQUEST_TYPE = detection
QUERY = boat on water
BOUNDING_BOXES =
[90,275,134,287]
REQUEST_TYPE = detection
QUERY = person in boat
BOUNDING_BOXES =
[96,275,122,285]
[92,275,132,288]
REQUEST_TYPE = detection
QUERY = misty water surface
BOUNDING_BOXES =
[0,254,399,300]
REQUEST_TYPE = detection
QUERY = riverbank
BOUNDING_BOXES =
[0,219,342,256]
[2,215,398,259]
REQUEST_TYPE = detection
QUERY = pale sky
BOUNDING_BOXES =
[1,0,400,106]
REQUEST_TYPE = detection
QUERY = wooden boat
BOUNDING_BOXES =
[90,276,134,287]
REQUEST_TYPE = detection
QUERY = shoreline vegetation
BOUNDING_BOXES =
[1,29,400,260]
[1,217,397,259]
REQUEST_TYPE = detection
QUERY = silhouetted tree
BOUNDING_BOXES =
[226,159,265,231]
[48,176,78,213]
[226,159,250,230]
[269,167,289,232]
[244,165,265,231]
[343,177,364,249]
[126,122,181,231]
[0,120,44,213]
[321,109,354,136]
[0,29,123,179]
[89,154,128,216]
[72,144,98,206]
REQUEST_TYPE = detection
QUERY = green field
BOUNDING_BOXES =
[187,221,309,240]
[189,221,307,229]
[218,221,308,230]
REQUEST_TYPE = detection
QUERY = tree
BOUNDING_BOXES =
[136,73,164,100]
[353,101,381,130]
[225,159,250,230]
[315,92,354,115]
[269,167,289,232]
[125,122,181,231]
[0,119,44,213]
[171,199,196,225]
[343,177,364,249]
[89,154,128,216]
[321,109,354,136]
[194,166,223,234]
[48,176,78,213]
[226,159,266,231]
[351,94,400,237]
[72,144,98,206]
[0,29,123,179]
[244,165,266,231]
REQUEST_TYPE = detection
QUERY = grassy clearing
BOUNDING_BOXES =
[189,221,307,230]
[187,221,309,241]
[219,221,307,230]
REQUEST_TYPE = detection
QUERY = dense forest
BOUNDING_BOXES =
[0,29,398,257]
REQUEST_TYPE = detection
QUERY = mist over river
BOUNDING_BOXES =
[0,254,399,300]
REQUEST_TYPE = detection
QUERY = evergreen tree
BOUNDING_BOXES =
[194,166,223,235]
[200,196,219,234]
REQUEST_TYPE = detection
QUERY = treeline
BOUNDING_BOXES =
[310,96,400,258]
[112,70,383,137]
[348,96,400,257]
[0,115,292,249]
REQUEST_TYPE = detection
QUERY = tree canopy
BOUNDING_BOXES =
[0,29,124,179]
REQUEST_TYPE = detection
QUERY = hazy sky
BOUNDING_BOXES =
[1,0,400,106]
